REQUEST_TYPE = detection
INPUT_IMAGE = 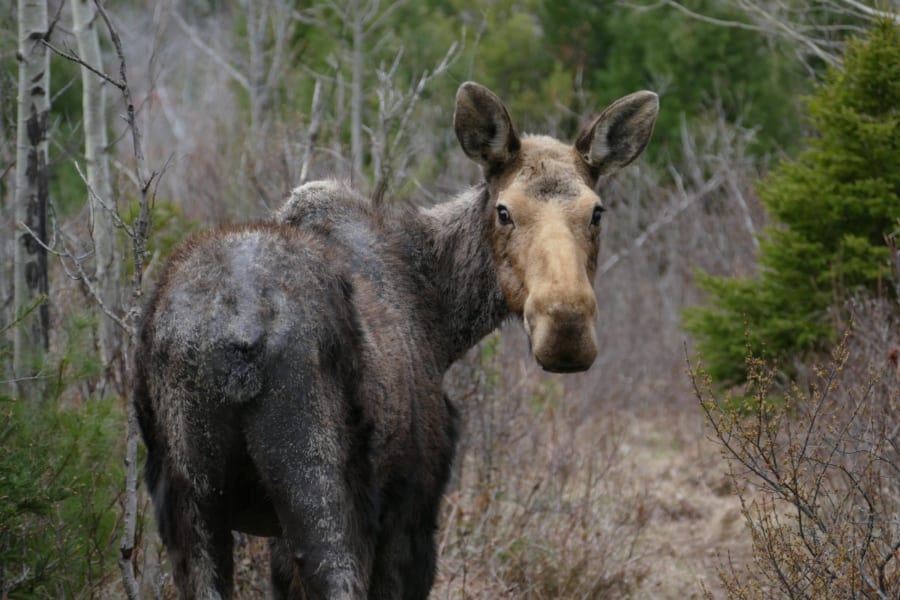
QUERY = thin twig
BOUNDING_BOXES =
[41,38,125,90]
[91,2,154,597]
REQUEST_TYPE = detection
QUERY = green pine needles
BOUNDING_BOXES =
[683,20,900,385]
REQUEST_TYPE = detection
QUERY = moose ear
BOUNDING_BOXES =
[453,82,521,171]
[575,91,659,176]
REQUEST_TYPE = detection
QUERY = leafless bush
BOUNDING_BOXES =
[432,331,650,599]
[691,298,900,599]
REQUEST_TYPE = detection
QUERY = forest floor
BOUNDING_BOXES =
[614,409,752,599]
[429,406,755,600]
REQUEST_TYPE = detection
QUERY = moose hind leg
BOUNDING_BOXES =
[245,384,375,599]
[145,385,240,599]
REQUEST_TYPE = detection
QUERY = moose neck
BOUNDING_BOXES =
[418,186,509,367]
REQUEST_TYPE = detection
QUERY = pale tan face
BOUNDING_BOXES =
[453,81,658,373]
[489,136,602,372]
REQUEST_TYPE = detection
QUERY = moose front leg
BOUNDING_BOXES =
[367,524,439,600]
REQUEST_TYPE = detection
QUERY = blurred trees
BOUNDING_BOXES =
[203,0,810,190]
[684,20,900,385]
[540,0,807,163]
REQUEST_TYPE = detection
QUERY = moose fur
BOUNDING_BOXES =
[134,82,658,599]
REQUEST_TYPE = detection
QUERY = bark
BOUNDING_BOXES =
[350,0,364,181]
[13,0,50,401]
[72,0,118,381]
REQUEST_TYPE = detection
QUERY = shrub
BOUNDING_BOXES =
[691,298,900,599]
[0,395,124,598]
[683,21,900,385]
[434,333,649,598]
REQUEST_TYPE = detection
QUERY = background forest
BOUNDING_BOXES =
[1,0,898,598]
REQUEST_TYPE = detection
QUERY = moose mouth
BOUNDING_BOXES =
[540,361,591,374]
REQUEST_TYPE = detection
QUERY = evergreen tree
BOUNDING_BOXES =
[683,20,900,385]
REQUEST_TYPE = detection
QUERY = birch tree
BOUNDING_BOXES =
[13,0,50,401]
[72,0,118,383]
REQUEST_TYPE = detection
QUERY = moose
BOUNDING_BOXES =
[134,81,658,599]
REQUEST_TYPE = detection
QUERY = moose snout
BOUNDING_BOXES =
[525,295,598,373]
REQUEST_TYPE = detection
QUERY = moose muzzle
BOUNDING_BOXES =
[524,282,598,373]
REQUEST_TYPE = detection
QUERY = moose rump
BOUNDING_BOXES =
[135,222,457,599]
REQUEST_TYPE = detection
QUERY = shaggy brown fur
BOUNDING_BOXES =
[134,82,658,599]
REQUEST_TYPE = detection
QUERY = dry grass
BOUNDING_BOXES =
[427,330,754,600]
[432,403,753,600]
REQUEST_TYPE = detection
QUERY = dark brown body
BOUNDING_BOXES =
[135,82,658,599]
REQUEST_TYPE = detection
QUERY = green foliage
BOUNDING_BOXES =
[48,53,89,216]
[683,21,900,384]
[123,199,200,277]
[539,0,806,163]
[0,311,122,597]
[0,394,124,598]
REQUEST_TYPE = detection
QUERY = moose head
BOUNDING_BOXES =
[454,82,659,372]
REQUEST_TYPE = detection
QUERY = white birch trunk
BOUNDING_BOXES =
[350,0,364,181]
[72,0,118,378]
[13,0,50,401]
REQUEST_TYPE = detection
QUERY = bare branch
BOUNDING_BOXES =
[41,38,125,90]
[598,171,723,277]
[838,0,900,24]
[0,565,31,596]
[17,212,133,337]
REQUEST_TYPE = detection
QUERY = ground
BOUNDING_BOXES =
[619,409,750,599]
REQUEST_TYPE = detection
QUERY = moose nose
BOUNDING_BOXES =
[525,299,598,373]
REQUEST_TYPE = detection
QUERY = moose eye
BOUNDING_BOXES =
[591,205,606,226]
[497,205,513,226]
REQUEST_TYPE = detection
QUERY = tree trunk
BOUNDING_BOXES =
[13,0,50,402]
[72,0,119,384]
[350,0,364,182]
